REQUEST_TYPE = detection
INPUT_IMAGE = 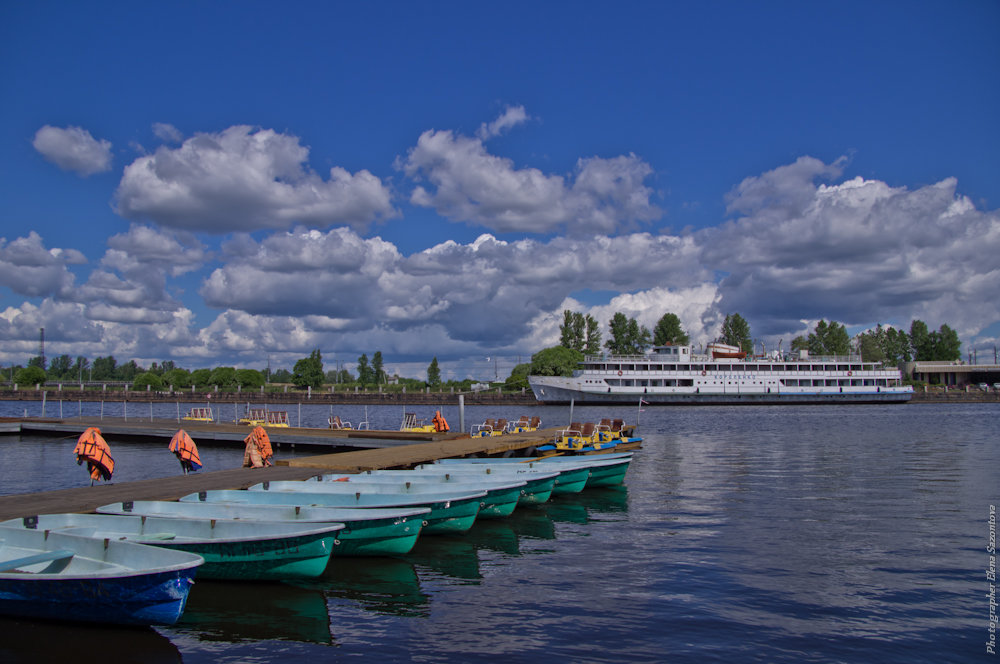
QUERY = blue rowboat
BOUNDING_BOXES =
[248,481,486,534]
[0,524,202,626]
[178,491,428,556]
[413,462,590,495]
[0,513,343,581]
[312,473,530,517]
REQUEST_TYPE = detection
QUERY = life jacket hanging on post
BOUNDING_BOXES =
[73,427,115,482]
[243,426,274,468]
[432,410,449,433]
[169,429,202,474]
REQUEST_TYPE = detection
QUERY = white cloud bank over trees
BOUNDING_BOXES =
[7,111,999,373]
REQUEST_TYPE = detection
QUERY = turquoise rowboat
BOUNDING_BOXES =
[436,452,633,488]
[178,490,427,556]
[411,463,589,495]
[366,466,567,500]
[314,473,539,515]
[0,513,343,581]
[248,482,485,535]
[0,525,202,626]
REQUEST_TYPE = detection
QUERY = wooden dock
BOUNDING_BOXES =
[1,416,473,451]
[0,427,561,522]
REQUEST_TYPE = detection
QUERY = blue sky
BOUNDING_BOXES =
[2,1,999,379]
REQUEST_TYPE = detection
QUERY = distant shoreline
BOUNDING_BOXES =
[0,388,996,405]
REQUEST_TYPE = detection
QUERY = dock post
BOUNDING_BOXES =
[459,394,465,433]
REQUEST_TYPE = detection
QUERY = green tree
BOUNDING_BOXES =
[605,312,652,354]
[856,324,912,365]
[909,320,932,360]
[560,310,601,353]
[856,331,886,362]
[270,368,292,383]
[190,368,212,387]
[653,313,689,346]
[426,357,441,388]
[504,362,531,390]
[718,313,752,352]
[164,368,191,389]
[806,320,851,355]
[929,324,962,361]
[209,366,238,388]
[132,372,164,390]
[48,354,72,380]
[530,346,584,376]
[70,356,90,382]
[884,327,912,364]
[292,349,324,389]
[584,314,601,354]
[559,310,578,349]
[236,368,264,389]
[356,353,372,387]
[119,359,142,382]
[27,355,46,371]
[372,351,385,385]
[91,356,118,381]
[14,365,46,385]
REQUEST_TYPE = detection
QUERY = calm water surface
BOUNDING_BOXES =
[0,401,995,663]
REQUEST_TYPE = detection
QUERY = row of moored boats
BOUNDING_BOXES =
[0,449,635,627]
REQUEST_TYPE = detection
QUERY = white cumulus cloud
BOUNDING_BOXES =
[0,232,85,298]
[114,125,397,233]
[399,109,661,235]
[32,125,113,176]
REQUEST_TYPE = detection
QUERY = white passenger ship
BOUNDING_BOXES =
[529,343,913,405]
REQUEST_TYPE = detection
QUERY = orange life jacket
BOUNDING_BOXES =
[169,429,202,472]
[432,410,450,432]
[73,427,115,481]
[243,426,274,468]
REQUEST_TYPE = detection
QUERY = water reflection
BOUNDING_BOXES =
[0,616,181,664]
[174,580,334,646]
[544,485,629,524]
[312,557,430,618]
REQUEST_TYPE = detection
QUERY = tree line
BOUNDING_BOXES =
[7,347,456,393]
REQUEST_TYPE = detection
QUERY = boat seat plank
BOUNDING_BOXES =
[0,549,75,573]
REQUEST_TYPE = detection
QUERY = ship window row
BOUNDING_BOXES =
[584,364,878,373]
[603,378,898,387]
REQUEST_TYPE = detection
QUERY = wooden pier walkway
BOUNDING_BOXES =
[2,416,471,450]
[0,427,560,522]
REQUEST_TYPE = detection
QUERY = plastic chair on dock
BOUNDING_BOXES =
[328,415,352,430]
